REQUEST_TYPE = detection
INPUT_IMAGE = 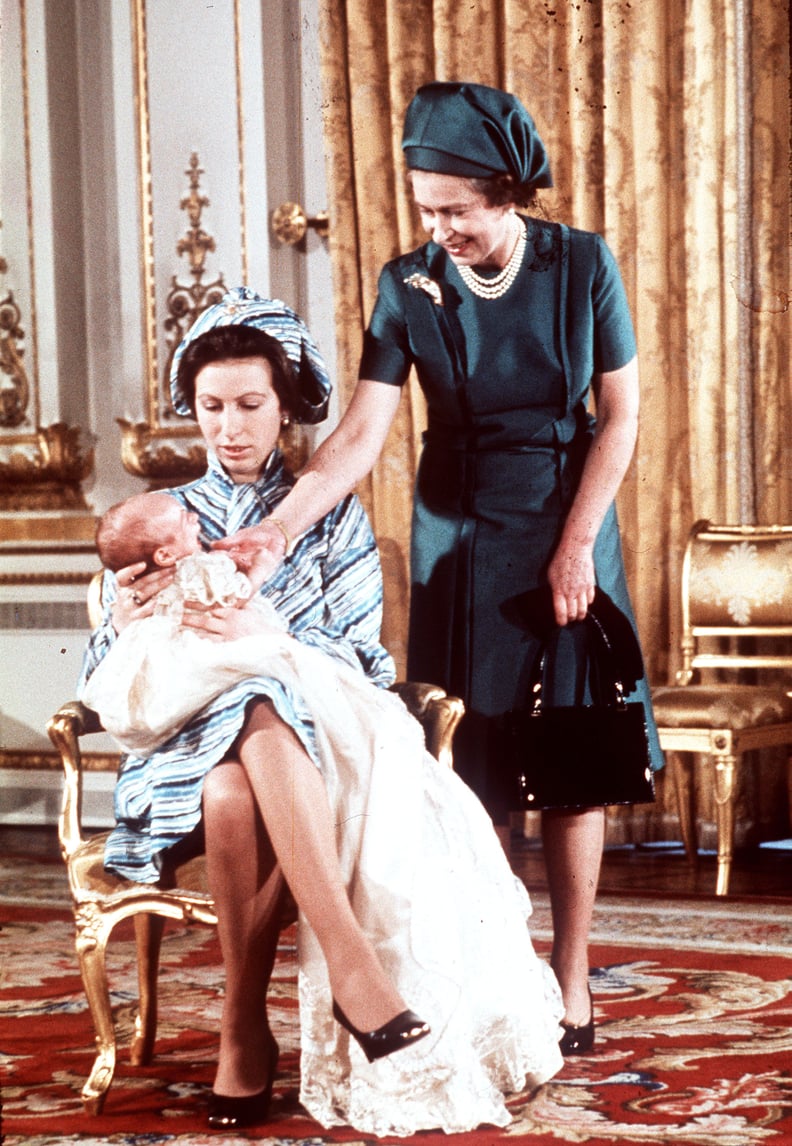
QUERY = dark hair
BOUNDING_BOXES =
[468,173,539,211]
[406,168,541,213]
[175,325,301,417]
[95,493,174,572]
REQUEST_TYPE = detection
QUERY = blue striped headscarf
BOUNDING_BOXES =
[169,286,332,424]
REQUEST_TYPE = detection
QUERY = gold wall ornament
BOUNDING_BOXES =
[162,152,227,407]
[120,152,227,484]
[0,288,30,428]
[117,417,207,485]
[123,9,214,488]
[271,201,329,246]
[178,152,215,272]
[0,423,94,511]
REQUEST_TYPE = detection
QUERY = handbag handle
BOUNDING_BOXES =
[527,611,628,716]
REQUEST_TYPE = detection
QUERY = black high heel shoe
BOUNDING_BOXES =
[559,987,595,1056]
[207,1078,273,1130]
[207,1032,277,1132]
[332,1001,430,1062]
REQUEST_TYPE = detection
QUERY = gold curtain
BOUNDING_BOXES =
[318,0,791,835]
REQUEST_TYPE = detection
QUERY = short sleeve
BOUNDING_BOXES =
[592,236,637,373]
[359,264,413,385]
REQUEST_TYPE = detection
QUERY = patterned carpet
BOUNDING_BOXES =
[2,854,792,1145]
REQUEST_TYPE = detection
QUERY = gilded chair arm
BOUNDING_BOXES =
[390,681,465,769]
[47,701,104,860]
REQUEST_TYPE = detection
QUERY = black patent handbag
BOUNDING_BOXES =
[505,595,655,811]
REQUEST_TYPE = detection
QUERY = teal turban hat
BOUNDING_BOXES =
[402,81,552,188]
[169,287,331,424]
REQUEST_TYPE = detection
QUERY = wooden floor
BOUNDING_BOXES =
[513,836,792,901]
[4,824,792,902]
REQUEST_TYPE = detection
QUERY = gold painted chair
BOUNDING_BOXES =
[652,521,792,895]
[47,574,464,1115]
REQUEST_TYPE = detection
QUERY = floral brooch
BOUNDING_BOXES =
[404,273,443,307]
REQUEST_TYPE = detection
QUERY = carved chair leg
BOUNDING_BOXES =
[130,913,166,1066]
[670,751,698,864]
[713,752,738,897]
[74,909,117,1115]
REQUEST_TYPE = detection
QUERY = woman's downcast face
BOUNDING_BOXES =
[194,357,285,483]
[410,170,517,271]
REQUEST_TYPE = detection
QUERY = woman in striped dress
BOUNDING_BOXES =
[78,296,563,1136]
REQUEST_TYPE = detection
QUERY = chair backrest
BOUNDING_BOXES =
[87,569,105,629]
[677,520,792,684]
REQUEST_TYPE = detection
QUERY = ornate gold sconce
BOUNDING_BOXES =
[271,201,329,246]
[269,202,330,472]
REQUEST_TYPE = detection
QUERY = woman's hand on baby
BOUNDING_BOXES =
[180,600,283,642]
[111,562,175,632]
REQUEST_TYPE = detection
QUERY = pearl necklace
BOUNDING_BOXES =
[456,220,527,300]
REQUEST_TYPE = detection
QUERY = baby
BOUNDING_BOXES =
[94,491,255,620]
[81,491,287,754]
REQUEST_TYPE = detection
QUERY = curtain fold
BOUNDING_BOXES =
[318,0,791,839]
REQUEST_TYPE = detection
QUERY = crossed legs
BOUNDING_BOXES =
[202,699,408,1098]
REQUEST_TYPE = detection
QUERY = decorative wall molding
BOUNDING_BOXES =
[0,274,92,509]
[117,416,206,484]
[162,152,228,398]
[0,422,94,510]
[119,0,243,485]
[0,0,95,515]
[0,286,30,428]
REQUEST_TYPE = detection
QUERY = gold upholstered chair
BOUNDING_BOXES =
[47,574,464,1115]
[652,521,792,896]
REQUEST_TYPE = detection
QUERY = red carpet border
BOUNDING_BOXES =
[1,855,791,1145]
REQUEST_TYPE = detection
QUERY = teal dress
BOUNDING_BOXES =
[360,217,663,820]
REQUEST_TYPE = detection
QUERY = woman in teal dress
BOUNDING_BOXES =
[222,81,663,1057]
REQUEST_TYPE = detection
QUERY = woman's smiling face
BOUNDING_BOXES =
[410,170,516,270]
[194,357,284,484]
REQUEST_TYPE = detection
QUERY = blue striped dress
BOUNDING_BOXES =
[78,449,395,883]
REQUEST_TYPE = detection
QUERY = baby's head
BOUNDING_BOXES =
[96,492,202,573]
